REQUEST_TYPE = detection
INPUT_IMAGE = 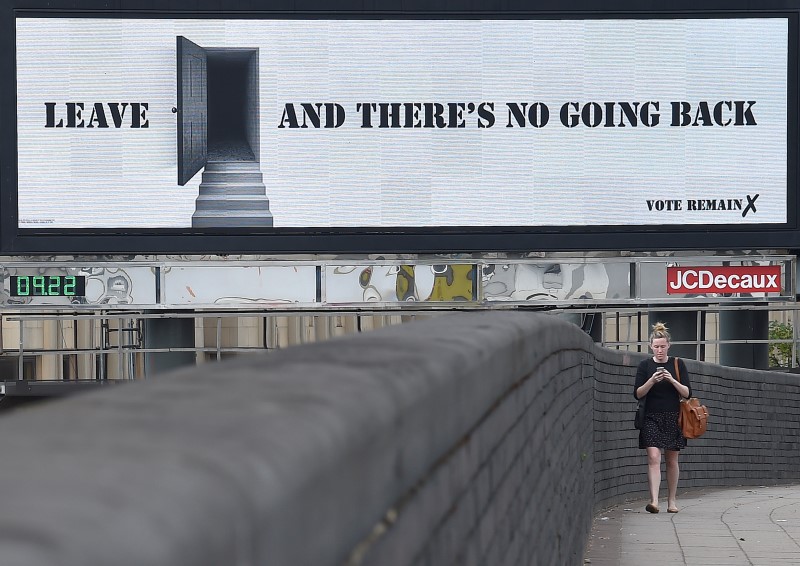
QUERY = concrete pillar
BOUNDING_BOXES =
[287,316,305,345]
[76,318,97,380]
[273,316,290,348]
[648,311,699,360]
[719,310,769,369]
[41,319,60,379]
[143,317,196,377]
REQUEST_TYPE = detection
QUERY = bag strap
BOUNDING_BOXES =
[674,357,691,400]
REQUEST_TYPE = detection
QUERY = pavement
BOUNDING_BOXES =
[584,484,800,565]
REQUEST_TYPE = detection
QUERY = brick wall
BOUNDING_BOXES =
[354,320,596,566]
[593,345,800,511]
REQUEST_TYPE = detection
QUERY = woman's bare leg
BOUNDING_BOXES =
[647,447,662,506]
[665,450,680,511]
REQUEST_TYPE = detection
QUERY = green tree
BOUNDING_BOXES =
[768,320,797,368]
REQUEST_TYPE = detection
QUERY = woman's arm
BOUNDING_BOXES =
[635,361,662,399]
[667,359,690,399]
[667,375,690,399]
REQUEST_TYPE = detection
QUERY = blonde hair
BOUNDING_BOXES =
[650,321,671,343]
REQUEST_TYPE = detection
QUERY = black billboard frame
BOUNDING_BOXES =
[0,0,798,255]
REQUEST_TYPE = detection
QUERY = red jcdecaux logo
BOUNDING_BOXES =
[666,266,782,294]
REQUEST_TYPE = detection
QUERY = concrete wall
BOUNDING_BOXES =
[0,312,798,566]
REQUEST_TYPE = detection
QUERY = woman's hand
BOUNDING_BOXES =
[638,367,667,399]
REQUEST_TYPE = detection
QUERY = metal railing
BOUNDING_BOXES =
[1,302,798,381]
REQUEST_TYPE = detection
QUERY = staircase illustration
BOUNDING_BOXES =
[191,161,273,227]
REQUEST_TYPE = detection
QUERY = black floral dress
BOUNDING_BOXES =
[634,357,691,451]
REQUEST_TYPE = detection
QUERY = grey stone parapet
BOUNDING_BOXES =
[0,312,798,565]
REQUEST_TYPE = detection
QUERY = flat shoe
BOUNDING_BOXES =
[645,504,659,514]
[667,507,679,513]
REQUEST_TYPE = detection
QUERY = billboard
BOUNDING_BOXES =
[0,3,797,253]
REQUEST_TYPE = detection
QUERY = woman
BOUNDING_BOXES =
[634,322,691,514]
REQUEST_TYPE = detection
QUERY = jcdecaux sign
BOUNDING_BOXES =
[666,266,782,294]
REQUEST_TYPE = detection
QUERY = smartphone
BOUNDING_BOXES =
[656,366,665,374]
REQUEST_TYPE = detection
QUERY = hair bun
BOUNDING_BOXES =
[649,321,672,343]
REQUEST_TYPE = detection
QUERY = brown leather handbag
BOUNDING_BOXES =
[674,358,708,439]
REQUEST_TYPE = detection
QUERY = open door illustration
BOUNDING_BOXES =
[176,36,273,227]
[177,36,208,186]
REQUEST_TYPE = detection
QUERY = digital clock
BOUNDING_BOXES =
[10,275,86,297]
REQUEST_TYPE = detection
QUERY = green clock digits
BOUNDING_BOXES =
[10,275,86,297]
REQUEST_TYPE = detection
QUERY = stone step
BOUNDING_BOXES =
[201,170,264,183]
[194,195,271,212]
[204,161,262,172]
[197,182,268,197]
[192,212,274,228]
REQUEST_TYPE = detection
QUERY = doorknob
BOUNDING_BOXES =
[171,107,178,114]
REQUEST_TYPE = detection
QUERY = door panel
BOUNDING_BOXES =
[177,36,208,186]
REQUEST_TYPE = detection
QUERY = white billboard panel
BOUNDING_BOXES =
[162,266,317,305]
[16,17,788,229]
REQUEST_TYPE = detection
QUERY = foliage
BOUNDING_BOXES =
[768,320,798,368]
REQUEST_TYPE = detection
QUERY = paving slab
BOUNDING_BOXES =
[585,484,800,566]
